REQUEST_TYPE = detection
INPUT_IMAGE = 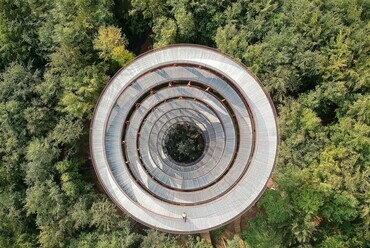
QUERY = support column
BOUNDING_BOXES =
[233,217,241,234]
[200,231,212,246]
[234,217,246,248]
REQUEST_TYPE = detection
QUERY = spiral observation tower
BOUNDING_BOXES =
[90,45,279,234]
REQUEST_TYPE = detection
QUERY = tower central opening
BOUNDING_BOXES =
[163,123,205,165]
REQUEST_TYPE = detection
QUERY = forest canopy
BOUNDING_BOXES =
[0,0,369,247]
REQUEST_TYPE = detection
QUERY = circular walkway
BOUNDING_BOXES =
[90,45,278,233]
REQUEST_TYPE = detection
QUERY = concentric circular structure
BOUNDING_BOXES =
[90,45,279,234]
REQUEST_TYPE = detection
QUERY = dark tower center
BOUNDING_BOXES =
[163,123,205,164]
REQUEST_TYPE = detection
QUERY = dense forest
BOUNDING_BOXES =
[0,0,369,247]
